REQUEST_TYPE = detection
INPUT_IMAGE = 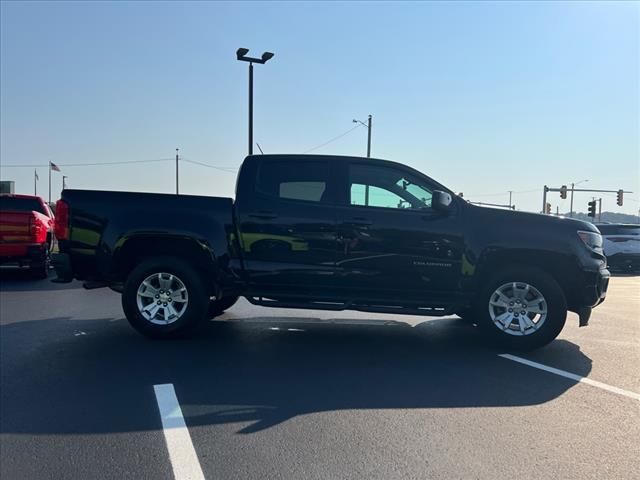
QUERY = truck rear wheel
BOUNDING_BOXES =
[122,256,209,338]
[475,266,567,351]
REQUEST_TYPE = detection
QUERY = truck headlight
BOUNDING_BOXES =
[577,230,604,255]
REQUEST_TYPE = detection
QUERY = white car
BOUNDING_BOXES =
[596,224,640,273]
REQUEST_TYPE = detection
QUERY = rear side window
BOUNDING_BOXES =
[0,196,46,215]
[257,160,330,203]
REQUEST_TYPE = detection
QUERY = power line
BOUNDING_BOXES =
[1,157,239,173]
[1,158,174,168]
[303,124,363,154]
[467,188,539,198]
[181,158,237,173]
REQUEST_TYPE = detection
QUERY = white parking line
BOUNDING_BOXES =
[498,354,640,401]
[153,383,206,480]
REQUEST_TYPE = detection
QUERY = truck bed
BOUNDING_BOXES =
[59,189,235,282]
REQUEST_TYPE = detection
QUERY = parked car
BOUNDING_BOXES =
[52,154,609,350]
[0,194,55,278]
[596,223,640,273]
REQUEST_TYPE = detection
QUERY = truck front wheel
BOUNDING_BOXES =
[122,256,209,338]
[475,267,567,351]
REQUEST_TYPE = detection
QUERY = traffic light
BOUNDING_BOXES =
[588,200,597,218]
[560,185,567,199]
[617,189,624,206]
[545,202,551,214]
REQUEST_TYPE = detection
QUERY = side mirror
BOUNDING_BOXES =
[432,190,453,212]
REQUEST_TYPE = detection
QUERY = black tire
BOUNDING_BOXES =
[122,256,209,339]
[208,295,239,318]
[30,246,50,279]
[474,266,567,351]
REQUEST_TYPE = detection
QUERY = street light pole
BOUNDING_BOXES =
[175,148,179,195]
[248,63,253,155]
[569,179,589,218]
[569,182,574,217]
[598,198,602,222]
[236,48,274,157]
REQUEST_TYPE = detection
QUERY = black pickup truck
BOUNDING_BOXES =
[53,154,609,350]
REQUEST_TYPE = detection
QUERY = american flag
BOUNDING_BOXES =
[50,161,61,172]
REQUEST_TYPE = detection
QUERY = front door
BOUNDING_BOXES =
[335,160,465,303]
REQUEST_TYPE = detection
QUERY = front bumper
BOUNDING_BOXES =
[580,267,610,308]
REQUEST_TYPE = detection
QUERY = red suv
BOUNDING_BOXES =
[0,194,55,278]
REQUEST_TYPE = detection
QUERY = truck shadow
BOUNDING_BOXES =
[0,314,593,436]
[0,269,80,292]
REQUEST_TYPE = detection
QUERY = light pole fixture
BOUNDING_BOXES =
[353,115,372,157]
[236,48,274,156]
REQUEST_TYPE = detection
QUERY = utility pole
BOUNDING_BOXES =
[353,115,373,157]
[175,148,179,195]
[542,185,548,214]
[62,176,67,190]
[556,205,559,216]
[34,170,38,195]
[366,115,372,157]
[508,190,513,209]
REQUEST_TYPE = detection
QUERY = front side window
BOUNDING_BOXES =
[257,160,329,203]
[349,163,433,210]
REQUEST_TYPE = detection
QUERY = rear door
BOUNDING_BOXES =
[236,156,341,296]
[333,160,465,303]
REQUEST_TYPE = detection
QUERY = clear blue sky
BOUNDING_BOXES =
[1,1,638,214]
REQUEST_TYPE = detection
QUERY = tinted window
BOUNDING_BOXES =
[349,163,433,210]
[0,196,46,215]
[257,160,329,203]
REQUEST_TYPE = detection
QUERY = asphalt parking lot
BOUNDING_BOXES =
[1,272,638,480]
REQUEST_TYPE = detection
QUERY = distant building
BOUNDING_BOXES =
[0,181,15,194]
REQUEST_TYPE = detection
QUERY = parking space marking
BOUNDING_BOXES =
[153,383,206,480]
[499,354,640,401]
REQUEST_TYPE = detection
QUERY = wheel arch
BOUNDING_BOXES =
[113,235,219,295]
[472,248,578,309]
